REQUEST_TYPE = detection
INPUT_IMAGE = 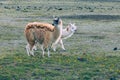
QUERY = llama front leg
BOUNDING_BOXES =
[41,45,45,57]
[59,39,66,50]
[26,44,30,56]
[30,48,34,56]
[47,47,50,57]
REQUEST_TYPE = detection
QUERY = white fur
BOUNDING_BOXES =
[62,23,77,39]
[54,23,77,50]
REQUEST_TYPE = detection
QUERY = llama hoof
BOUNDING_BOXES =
[53,49,56,52]
[63,49,66,51]
[60,49,66,52]
[30,54,34,57]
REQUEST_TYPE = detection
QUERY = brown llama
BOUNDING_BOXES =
[24,17,62,57]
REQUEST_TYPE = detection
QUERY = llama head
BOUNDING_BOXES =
[67,23,77,32]
[52,17,62,27]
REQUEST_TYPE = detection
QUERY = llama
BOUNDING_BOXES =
[52,23,77,51]
[33,23,77,51]
[24,17,62,57]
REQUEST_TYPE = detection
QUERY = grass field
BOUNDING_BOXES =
[0,0,120,80]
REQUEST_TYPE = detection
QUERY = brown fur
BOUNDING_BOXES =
[25,22,55,32]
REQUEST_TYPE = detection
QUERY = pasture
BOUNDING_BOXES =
[0,0,120,80]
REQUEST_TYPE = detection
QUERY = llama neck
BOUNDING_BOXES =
[62,28,74,39]
[53,24,62,44]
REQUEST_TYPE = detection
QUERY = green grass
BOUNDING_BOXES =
[0,0,120,80]
[0,51,120,80]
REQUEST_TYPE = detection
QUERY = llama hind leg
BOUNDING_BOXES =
[26,43,34,56]
[59,39,66,50]
[29,43,35,56]
[52,44,57,51]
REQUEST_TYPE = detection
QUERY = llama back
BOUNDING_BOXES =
[25,22,55,32]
